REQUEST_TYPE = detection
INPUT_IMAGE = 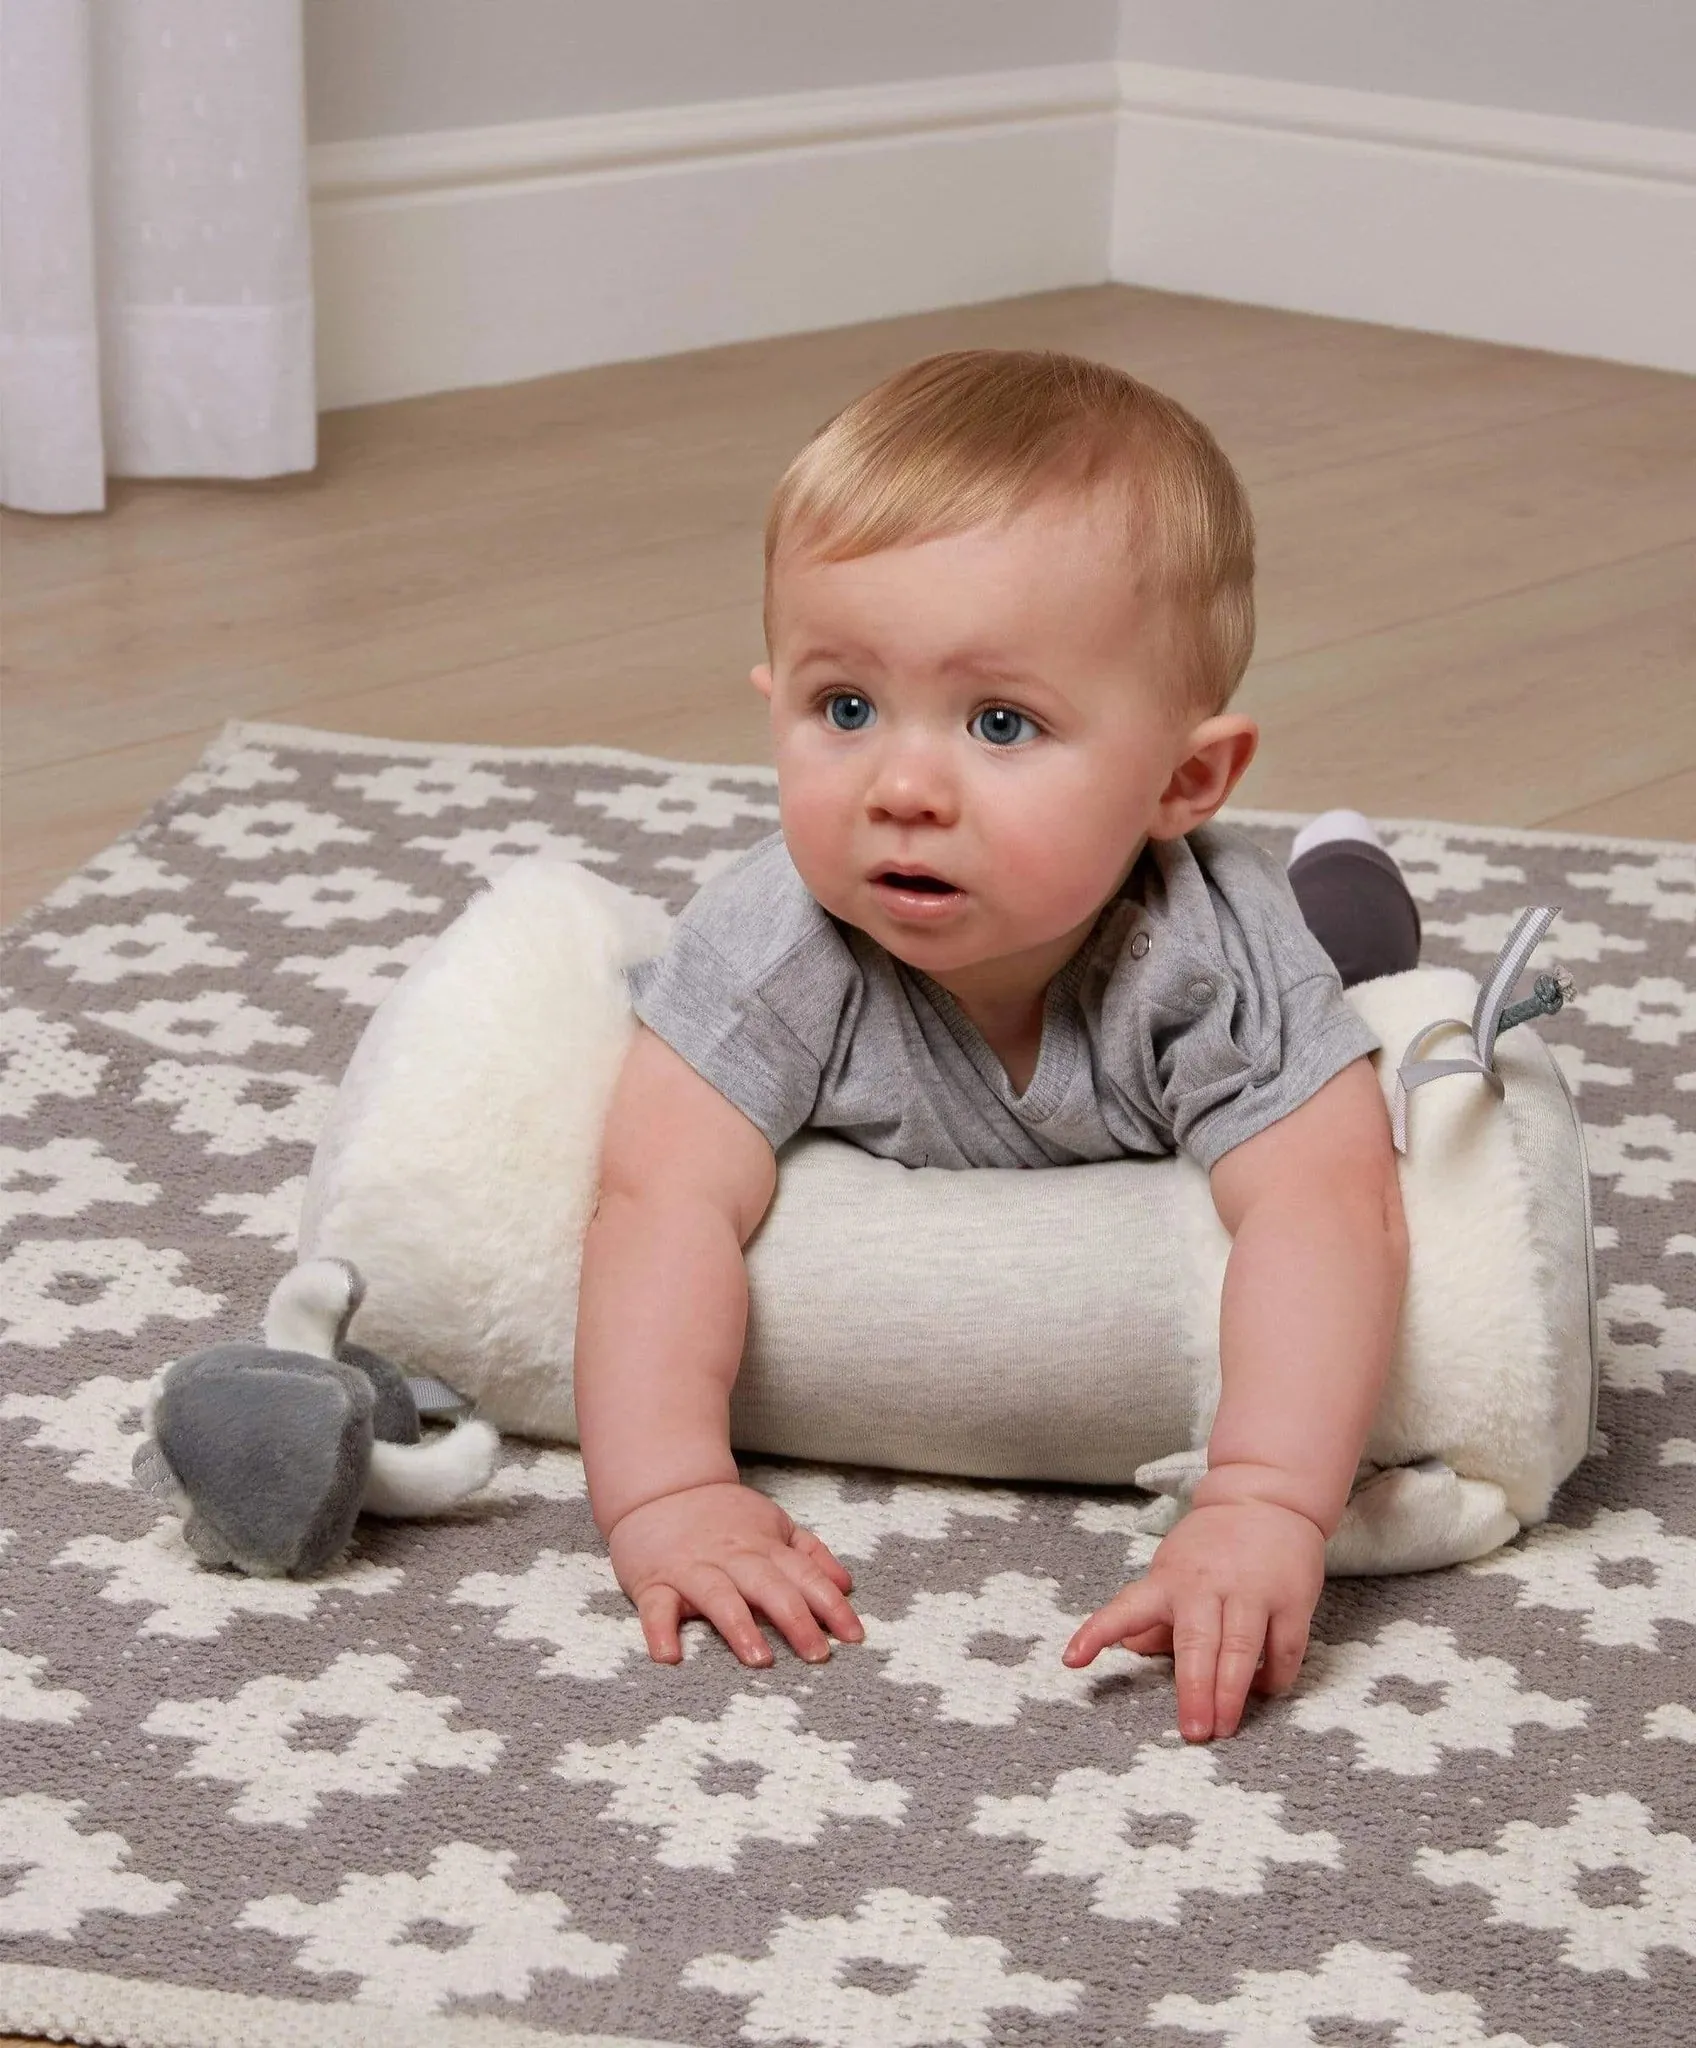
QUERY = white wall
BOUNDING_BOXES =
[307,13,1119,408]
[1109,3,1695,375]
[308,0,1696,143]
[306,0,1694,404]
[305,0,1118,140]
[1117,0,1696,130]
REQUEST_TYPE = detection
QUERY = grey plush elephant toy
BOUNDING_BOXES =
[133,1257,499,1577]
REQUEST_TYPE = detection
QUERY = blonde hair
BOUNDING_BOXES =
[764,349,1255,714]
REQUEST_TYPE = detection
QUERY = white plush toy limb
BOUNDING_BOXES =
[1128,1449,1522,1575]
[264,1259,501,1524]
[362,1425,501,1519]
[299,855,1599,1575]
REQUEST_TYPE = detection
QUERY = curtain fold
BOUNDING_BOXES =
[0,0,316,514]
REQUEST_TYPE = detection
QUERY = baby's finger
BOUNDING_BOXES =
[1117,1622,1174,1657]
[777,1551,864,1644]
[1172,1596,1224,1742]
[676,1565,773,1668]
[1210,1598,1269,1740]
[789,1524,855,1594]
[636,1584,686,1665]
[1252,1609,1311,1697]
[733,1554,833,1663]
[1064,1580,1169,1668]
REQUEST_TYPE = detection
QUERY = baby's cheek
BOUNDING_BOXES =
[778,779,859,903]
[988,804,1133,928]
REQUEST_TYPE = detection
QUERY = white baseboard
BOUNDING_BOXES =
[310,65,1118,409]
[310,59,1695,408]
[1112,62,1696,374]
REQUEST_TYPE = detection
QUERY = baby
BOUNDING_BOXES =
[575,350,1416,1743]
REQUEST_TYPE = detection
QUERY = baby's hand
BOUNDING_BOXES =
[607,1480,864,1667]
[1062,1499,1325,1741]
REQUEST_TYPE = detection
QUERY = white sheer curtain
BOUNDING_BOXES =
[0,0,315,514]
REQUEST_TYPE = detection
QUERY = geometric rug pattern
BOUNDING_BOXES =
[2,721,1691,2046]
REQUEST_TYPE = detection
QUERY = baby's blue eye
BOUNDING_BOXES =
[970,706,1038,748]
[825,693,875,732]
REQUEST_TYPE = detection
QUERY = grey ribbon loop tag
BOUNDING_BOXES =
[406,1374,472,1419]
[1391,905,1561,1154]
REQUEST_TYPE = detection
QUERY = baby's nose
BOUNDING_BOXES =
[866,753,959,825]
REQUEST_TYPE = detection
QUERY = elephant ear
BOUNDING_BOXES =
[339,1340,422,1445]
[151,1346,374,1578]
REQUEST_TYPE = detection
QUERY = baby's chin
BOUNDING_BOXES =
[849,903,1081,982]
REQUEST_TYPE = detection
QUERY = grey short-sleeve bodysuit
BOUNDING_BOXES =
[626,826,1379,1172]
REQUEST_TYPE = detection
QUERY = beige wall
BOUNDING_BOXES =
[305,0,1118,141]
[1117,0,1696,129]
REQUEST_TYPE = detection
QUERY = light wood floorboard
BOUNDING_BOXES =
[1539,764,1696,838]
[5,284,1694,926]
[1234,544,1696,824]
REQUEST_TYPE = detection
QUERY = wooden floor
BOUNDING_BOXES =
[4,283,1694,925]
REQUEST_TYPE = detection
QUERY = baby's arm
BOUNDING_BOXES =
[1065,1056,1408,1738]
[575,1025,862,1666]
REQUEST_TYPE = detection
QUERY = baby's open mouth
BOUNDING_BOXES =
[870,868,966,919]
[878,872,958,895]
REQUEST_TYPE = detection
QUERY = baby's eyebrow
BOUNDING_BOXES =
[934,651,1051,693]
[786,644,1064,706]
[789,644,878,676]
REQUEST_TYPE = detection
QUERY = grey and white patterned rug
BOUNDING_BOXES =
[2,720,1692,2048]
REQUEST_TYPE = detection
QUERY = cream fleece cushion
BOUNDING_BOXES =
[299,856,1598,1571]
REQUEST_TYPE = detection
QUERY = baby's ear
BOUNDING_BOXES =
[750,663,774,701]
[1150,714,1258,838]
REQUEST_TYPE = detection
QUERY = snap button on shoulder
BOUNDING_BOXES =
[1129,931,1151,959]
[1187,976,1215,1003]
